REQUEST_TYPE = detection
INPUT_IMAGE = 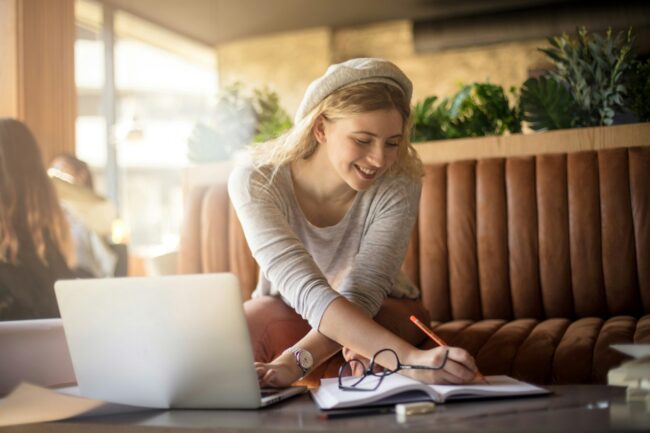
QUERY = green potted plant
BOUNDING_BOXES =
[520,27,636,131]
[251,87,293,143]
[187,85,292,163]
[410,26,648,164]
[411,96,451,142]
[625,58,650,122]
[411,83,520,142]
[187,83,256,163]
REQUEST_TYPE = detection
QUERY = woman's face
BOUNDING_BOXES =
[315,108,403,192]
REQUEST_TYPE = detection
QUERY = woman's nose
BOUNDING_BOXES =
[368,144,385,167]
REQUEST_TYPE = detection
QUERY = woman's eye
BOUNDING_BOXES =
[354,138,371,145]
[386,142,400,148]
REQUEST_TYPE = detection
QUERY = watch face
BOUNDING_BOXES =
[298,350,314,369]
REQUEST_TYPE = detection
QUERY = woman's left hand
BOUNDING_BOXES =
[255,354,302,388]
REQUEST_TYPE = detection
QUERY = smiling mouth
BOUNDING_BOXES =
[354,164,378,180]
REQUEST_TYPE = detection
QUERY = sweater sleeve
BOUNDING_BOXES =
[336,177,421,317]
[227,165,340,329]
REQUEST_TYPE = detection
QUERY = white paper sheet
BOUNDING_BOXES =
[610,344,650,359]
[0,382,146,427]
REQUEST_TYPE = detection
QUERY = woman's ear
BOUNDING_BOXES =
[312,116,327,144]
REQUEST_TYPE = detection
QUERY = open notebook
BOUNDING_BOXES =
[311,375,549,410]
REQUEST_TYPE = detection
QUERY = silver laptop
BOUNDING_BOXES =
[54,273,305,409]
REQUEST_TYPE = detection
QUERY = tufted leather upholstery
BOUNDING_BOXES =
[179,144,650,384]
[413,147,650,384]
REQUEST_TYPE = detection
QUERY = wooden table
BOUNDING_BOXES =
[3,385,650,433]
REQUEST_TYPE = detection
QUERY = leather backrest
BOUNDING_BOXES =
[179,147,650,320]
[416,147,650,321]
[178,181,259,300]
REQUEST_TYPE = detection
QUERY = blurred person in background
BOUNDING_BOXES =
[0,118,77,320]
[49,152,94,190]
[48,153,118,278]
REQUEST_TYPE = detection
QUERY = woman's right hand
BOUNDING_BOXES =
[401,346,479,385]
[255,360,301,388]
[255,351,303,388]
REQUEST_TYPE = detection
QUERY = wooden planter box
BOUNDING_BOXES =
[183,123,650,194]
[413,123,650,164]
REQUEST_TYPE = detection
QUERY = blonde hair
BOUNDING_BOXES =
[0,118,74,267]
[250,82,423,179]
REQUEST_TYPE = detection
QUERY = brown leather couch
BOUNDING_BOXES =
[179,137,650,384]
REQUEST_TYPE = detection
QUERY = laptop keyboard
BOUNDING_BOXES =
[261,388,287,397]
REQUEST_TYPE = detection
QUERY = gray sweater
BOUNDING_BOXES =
[228,163,421,329]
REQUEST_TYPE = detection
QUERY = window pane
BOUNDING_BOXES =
[113,35,215,249]
[74,1,217,253]
[75,20,107,193]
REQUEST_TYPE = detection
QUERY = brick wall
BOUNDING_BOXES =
[216,20,548,117]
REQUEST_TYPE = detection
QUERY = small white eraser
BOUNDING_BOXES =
[626,386,650,402]
[395,401,436,416]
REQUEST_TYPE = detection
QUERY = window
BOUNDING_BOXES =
[75,0,217,254]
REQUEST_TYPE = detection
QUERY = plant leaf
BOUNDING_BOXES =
[519,76,577,131]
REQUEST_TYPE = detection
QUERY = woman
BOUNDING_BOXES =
[0,118,76,320]
[229,58,477,386]
[49,153,118,278]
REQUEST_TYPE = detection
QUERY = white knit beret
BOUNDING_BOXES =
[294,58,413,124]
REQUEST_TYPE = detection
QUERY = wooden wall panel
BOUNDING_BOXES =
[0,0,76,165]
[0,0,19,118]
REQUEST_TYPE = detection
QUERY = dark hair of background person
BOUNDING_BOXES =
[49,152,94,190]
[0,118,76,320]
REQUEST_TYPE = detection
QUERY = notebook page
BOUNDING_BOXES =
[313,375,437,409]
[432,375,548,401]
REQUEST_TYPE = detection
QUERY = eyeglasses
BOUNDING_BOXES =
[337,348,449,392]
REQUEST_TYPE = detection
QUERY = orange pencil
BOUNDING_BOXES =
[409,315,488,384]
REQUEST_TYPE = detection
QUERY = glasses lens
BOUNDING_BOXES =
[339,359,381,390]
[349,374,384,391]
[369,349,399,377]
[339,359,366,378]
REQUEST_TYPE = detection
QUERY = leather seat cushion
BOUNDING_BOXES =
[417,315,650,384]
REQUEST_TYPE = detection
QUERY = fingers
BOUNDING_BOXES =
[441,360,475,383]
[255,363,266,379]
[255,362,279,387]
[404,347,480,384]
[255,363,270,386]
[342,347,356,362]
[431,369,466,385]
[446,347,478,372]
[261,369,277,387]
[434,347,478,384]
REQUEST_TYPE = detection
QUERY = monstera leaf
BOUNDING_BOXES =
[411,96,449,142]
[519,76,577,131]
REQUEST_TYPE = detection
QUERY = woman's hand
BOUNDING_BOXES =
[401,346,479,385]
[255,352,302,388]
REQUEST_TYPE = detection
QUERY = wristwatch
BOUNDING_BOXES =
[287,347,314,377]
